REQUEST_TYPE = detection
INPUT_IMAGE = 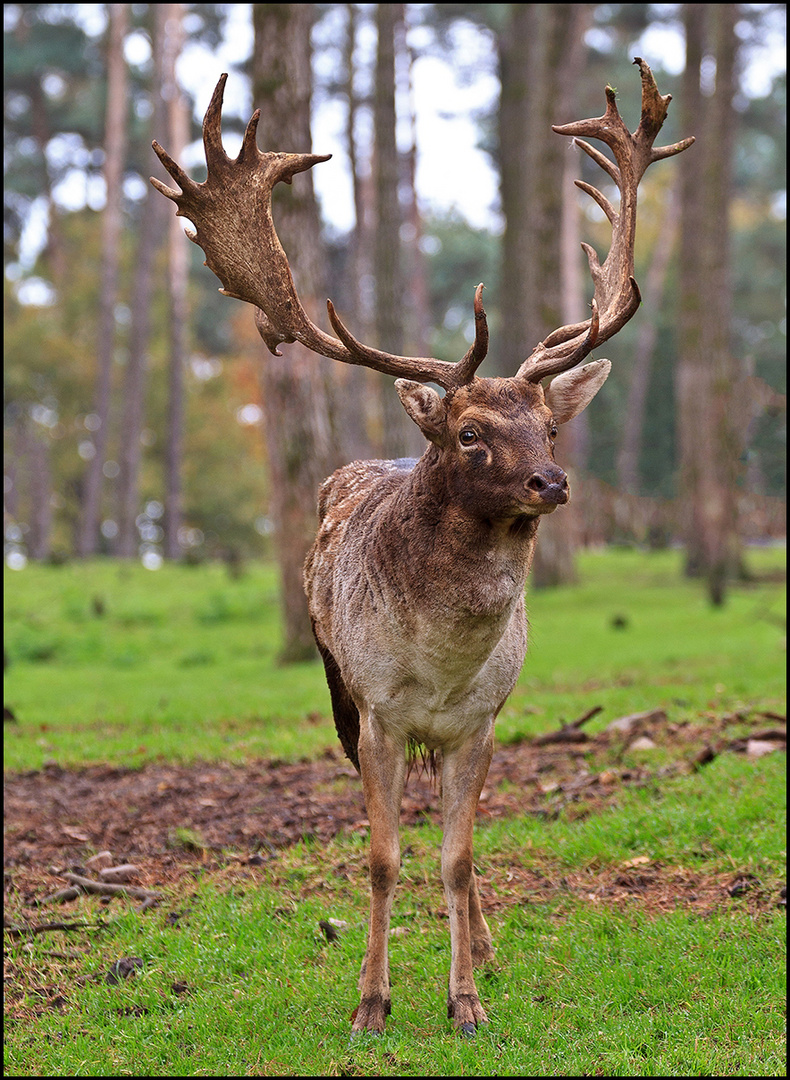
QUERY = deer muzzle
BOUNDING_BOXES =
[524,465,569,507]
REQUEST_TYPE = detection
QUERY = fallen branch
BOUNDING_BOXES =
[747,728,786,742]
[4,919,104,940]
[533,706,603,746]
[62,872,160,902]
[34,887,82,906]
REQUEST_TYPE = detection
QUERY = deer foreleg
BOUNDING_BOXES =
[469,868,496,967]
[353,712,406,1034]
[440,721,495,1033]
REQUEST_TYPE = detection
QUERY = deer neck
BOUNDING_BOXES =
[382,447,540,617]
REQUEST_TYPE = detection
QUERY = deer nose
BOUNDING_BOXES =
[525,465,569,504]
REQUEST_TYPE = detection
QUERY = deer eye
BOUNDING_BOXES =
[459,428,478,447]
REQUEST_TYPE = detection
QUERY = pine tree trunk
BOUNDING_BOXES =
[28,423,52,560]
[252,2,341,662]
[374,2,421,459]
[76,3,128,556]
[402,11,432,361]
[115,4,168,557]
[334,1,375,464]
[499,4,588,586]
[162,3,189,559]
[677,3,741,604]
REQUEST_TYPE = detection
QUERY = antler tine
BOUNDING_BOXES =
[202,72,232,174]
[150,74,486,390]
[518,57,694,384]
[326,290,488,392]
[451,283,489,383]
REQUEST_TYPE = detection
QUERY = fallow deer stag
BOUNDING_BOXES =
[152,59,692,1035]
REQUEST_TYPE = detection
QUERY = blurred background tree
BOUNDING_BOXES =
[4,3,786,641]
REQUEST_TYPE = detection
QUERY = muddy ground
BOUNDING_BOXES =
[4,707,785,917]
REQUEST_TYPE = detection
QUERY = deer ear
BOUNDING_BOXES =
[395,379,447,441]
[544,359,611,424]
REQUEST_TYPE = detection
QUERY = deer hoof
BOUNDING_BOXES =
[351,994,390,1034]
[460,1021,477,1038]
[448,991,489,1032]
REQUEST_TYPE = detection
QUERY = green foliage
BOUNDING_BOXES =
[4,206,269,561]
[422,212,501,364]
[3,4,104,256]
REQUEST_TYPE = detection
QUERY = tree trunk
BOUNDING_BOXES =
[252,2,341,663]
[374,2,421,459]
[27,422,52,560]
[162,3,189,559]
[402,10,432,361]
[115,4,168,557]
[616,182,679,496]
[498,4,588,586]
[334,1,375,464]
[677,3,741,604]
[76,3,128,556]
[13,412,52,561]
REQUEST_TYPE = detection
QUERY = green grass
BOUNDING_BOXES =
[3,559,331,770]
[3,547,786,772]
[3,548,786,1075]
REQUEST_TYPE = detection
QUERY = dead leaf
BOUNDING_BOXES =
[61,826,89,842]
[746,739,783,759]
[85,851,114,871]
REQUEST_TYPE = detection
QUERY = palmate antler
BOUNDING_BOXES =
[151,73,487,393]
[151,60,692,390]
[518,57,695,383]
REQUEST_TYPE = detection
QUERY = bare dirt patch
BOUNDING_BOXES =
[4,707,784,909]
[4,709,784,865]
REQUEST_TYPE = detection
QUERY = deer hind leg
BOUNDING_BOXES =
[440,721,495,1033]
[352,710,406,1034]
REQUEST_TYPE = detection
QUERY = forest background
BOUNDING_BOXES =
[3,2,786,660]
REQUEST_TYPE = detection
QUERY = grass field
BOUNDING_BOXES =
[3,547,787,1076]
[3,546,786,771]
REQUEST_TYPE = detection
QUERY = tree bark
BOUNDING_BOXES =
[76,3,128,556]
[498,4,588,586]
[677,3,741,604]
[334,1,375,464]
[402,10,432,362]
[374,2,421,458]
[115,4,168,557]
[252,2,341,662]
[162,3,189,559]
[27,421,52,560]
